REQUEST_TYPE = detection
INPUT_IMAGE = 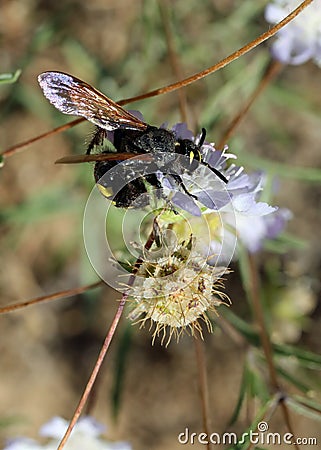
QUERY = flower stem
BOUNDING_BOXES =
[120,1,312,104]
[247,252,299,450]
[1,118,84,158]
[0,280,103,314]
[194,338,212,450]
[57,293,127,450]
[57,222,157,450]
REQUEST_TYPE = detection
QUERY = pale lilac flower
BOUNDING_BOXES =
[207,167,291,257]
[265,0,321,66]
[169,121,194,140]
[166,123,291,258]
[4,417,131,450]
[169,125,277,219]
[4,438,42,450]
[39,416,106,439]
[220,206,292,255]
[169,124,291,255]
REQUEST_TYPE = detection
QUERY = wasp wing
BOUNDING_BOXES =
[38,71,148,131]
[55,152,153,164]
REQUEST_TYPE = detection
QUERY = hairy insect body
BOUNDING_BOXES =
[93,126,203,207]
[38,71,227,209]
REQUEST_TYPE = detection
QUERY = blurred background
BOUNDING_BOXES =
[0,1,320,449]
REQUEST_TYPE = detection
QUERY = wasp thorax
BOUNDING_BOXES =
[135,126,177,153]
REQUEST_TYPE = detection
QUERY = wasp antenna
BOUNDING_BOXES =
[212,168,228,184]
[198,128,207,147]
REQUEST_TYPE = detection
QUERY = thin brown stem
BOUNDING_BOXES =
[0,280,103,314]
[1,118,84,158]
[57,294,127,450]
[279,398,300,450]
[217,59,283,149]
[158,0,189,124]
[248,253,279,390]
[57,224,156,449]
[120,1,312,105]
[1,1,312,160]
[194,338,212,450]
[215,315,247,348]
[248,253,300,450]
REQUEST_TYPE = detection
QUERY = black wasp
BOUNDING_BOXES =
[38,71,227,208]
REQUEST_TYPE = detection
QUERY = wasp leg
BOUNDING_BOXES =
[170,173,198,200]
[86,127,107,155]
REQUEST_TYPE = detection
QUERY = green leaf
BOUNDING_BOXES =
[221,308,259,346]
[246,361,270,403]
[226,400,273,450]
[292,395,321,414]
[286,397,321,422]
[0,415,26,429]
[275,365,310,394]
[228,365,248,425]
[237,242,252,302]
[273,343,321,370]
[270,83,321,119]
[263,232,307,253]
[0,70,21,85]
[236,150,321,184]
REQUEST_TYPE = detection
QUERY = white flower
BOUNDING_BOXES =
[218,206,292,255]
[265,0,321,66]
[127,237,229,344]
[4,417,131,450]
